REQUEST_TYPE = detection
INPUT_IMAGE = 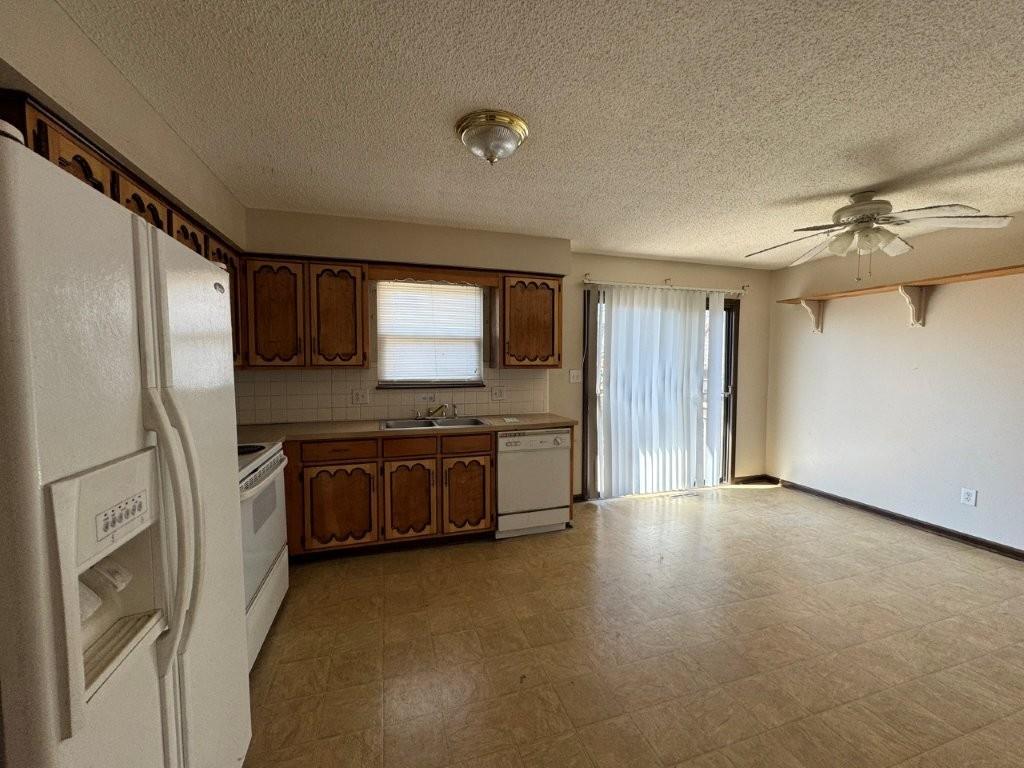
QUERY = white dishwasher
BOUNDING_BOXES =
[496,429,572,538]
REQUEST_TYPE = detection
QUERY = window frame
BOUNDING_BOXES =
[375,279,487,389]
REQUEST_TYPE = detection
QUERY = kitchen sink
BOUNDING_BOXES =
[382,419,434,429]
[430,417,486,427]
[381,417,486,430]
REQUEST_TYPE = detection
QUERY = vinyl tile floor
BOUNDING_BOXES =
[244,486,1024,768]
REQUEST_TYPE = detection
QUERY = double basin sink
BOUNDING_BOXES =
[382,417,486,430]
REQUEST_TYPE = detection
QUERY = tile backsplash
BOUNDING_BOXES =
[235,366,549,425]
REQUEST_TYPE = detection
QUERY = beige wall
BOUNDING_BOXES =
[0,0,246,244]
[558,252,773,493]
[766,218,1024,549]
[246,209,572,275]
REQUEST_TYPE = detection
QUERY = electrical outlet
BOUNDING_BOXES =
[351,389,369,405]
[490,386,505,401]
[569,369,583,384]
[414,392,437,405]
[960,487,978,507]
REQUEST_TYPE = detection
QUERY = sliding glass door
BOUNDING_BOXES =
[583,285,735,498]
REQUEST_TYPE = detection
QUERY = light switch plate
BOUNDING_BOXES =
[960,487,978,507]
[490,387,505,401]
[569,369,582,384]
[351,389,370,405]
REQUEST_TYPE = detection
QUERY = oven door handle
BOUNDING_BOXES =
[239,455,288,502]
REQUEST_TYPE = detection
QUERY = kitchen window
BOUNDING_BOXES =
[376,280,484,387]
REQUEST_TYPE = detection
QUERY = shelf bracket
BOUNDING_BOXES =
[897,285,928,327]
[799,300,824,334]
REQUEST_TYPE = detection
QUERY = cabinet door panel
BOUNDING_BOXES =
[246,259,305,366]
[442,455,492,534]
[171,211,205,255]
[304,462,379,550]
[117,177,170,232]
[27,107,114,197]
[309,263,366,366]
[384,459,437,540]
[207,239,246,366]
[503,275,561,367]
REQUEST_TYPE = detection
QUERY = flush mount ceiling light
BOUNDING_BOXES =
[455,110,528,165]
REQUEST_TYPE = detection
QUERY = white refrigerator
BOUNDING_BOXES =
[0,136,251,766]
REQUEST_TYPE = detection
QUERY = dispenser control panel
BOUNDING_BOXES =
[48,447,161,570]
[95,491,148,543]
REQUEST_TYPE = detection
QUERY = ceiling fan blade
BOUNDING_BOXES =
[881,235,913,257]
[887,215,1012,229]
[793,223,846,232]
[743,230,834,259]
[888,204,979,219]
[789,239,832,267]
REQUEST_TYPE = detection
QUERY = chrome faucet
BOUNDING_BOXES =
[425,403,450,419]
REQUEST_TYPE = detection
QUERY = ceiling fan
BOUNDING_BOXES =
[745,192,1013,268]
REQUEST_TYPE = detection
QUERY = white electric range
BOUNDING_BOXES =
[237,442,288,667]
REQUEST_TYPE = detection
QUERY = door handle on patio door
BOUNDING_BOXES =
[147,388,195,678]
[163,388,205,652]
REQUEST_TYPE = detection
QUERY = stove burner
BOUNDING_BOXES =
[238,444,264,456]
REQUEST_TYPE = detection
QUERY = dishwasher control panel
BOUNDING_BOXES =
[497,429,570,452]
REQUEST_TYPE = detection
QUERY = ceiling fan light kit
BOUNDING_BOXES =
[456,109,529,165]
[745,190,1012,272]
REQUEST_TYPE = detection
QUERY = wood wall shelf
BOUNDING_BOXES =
[778,262,1024,332]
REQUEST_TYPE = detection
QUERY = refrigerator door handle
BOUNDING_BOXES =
[163,387,206,652]
[147,388,196,678]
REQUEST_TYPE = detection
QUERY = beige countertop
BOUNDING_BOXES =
[237,412,577,444]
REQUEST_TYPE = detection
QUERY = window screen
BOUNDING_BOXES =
[377,281,484,385]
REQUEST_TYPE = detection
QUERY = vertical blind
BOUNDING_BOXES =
[377,281,484,384]
[595,285,727,497]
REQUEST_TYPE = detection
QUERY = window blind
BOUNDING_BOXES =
[377,281,484,385]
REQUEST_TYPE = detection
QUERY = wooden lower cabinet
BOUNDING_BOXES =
[286,434,499,554]
[303,462,379,550]
[442,455,492,533]
[383,459,437,540]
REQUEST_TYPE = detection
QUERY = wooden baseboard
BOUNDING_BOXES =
[732,474,780,485]
[781,480,1024,562]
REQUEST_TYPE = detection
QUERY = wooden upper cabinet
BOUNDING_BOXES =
[117,176,170,233]
[171,211,205,255]
[207,238,246,366]
[442,455,492,534]
[27,106,113,197]
[308,262,367,366]
[246,259,305,366]
[502,275,562,367]
[383,459,437,540]
[304,462,379,550]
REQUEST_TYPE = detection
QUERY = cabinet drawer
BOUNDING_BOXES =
[441,433,493,455]
[383,436,438,458]
[301,439,378,464]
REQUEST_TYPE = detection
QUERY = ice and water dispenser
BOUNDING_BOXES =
[49,446,168,724]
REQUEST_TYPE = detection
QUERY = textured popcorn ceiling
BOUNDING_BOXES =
[55,0,1024,266]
